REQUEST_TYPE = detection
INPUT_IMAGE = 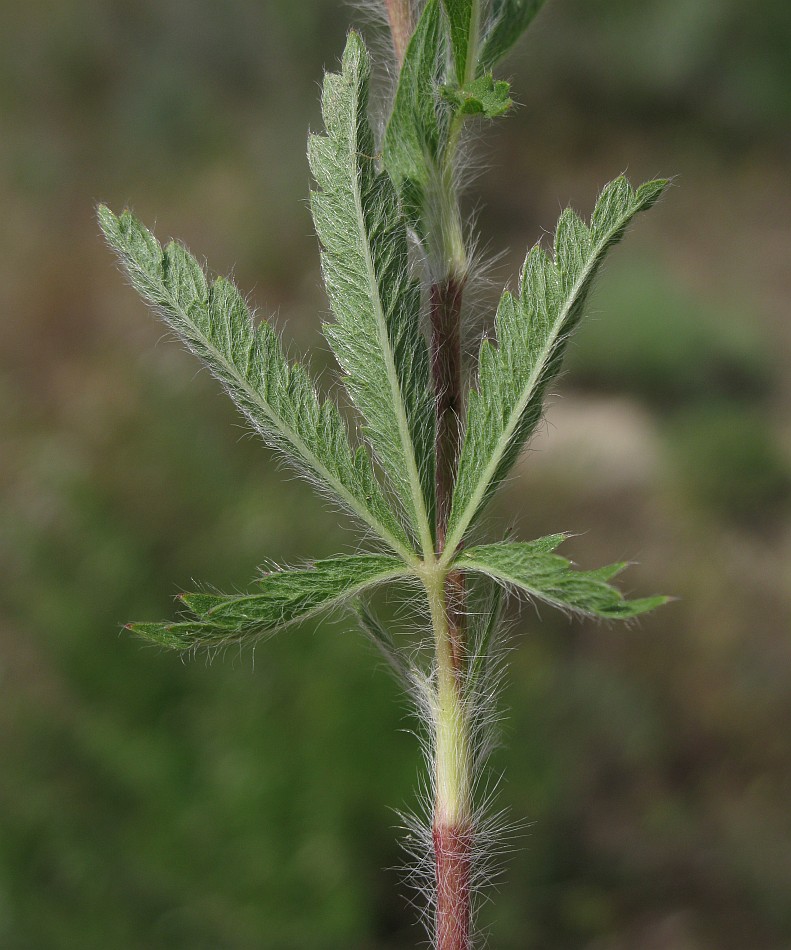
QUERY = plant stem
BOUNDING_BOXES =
[384,0,413,67]
[431,274,465,554]
[424,24,477,938]
[426,568,472,950]
[429,229,470,950]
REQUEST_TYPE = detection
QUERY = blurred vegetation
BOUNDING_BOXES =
[1,0,790,948]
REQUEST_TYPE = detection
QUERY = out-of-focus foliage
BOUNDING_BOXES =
[2,0,790,947]
[536,0,791,135]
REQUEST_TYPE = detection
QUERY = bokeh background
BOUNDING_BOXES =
[2,1,790,947]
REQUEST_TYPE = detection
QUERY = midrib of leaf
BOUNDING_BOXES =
[463,0,482,84]
[131,555,416,649]
[459,553,592,615]
[441,204,638,561]
[197,563,411,624]
[154,276,417,566]
[350,158,435,561]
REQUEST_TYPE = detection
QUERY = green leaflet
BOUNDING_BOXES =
[442,0,480,85]
[479,0,548,71]
[382,0,445,230]
[309,33,435,555]
[128,555,410,650]
[98,205,414,562]
[444,177,668,555]
[454,538,668,619]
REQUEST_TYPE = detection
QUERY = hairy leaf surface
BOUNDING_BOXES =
[441,74,512,118]
[309,33,435,553]
[382,0,445,230]
[455,538,668,619]
[479,0,548,71]
[442,0,478,84]
[128,555,410,649]
[445,177,668,553]
[98,205,413,560]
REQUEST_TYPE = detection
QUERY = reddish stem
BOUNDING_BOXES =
[430,275,465,555]
[384,0,413,67]
[431,274,466,676]
[430,274,471,949]
[433,822,473,950]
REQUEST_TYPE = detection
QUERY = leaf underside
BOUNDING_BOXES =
[446,176,669,553]
[98,205,413,560]
[442,0,476,84]
[309,33,435,550]
[128,554,410,650]
[456,537,668,619]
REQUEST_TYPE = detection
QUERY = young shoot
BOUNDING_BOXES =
[99,2,668,947]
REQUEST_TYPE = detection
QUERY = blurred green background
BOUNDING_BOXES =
[2,1,790,947]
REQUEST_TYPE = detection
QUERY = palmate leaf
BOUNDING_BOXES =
[454,537,668,619]
[444,177,668,554]
[98,206,414,562]
[309,33,435,555]
[128,555,411,650]
[479,0,549,71]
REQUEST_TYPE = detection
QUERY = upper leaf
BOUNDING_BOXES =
[442,0,479,85]
[382,0,446,230]
[128,554,410,650]
[479,0,548,71]
[445,177,668,554]
[98,205,414,561]
[441,74,513,118]
[309,33,436,555]
[455,537,668,619]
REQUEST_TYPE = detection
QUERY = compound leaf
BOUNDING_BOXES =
[309,32,435,554]
[445,177,668,553]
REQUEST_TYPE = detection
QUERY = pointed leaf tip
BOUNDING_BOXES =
[446,175,668,549]
[98,205,412,557]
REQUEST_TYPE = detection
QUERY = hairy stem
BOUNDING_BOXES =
[384,0,414,67]
[430,252,470,950]
[425,26,478,943]
[426,569,472,950]
[431,274,465,552]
